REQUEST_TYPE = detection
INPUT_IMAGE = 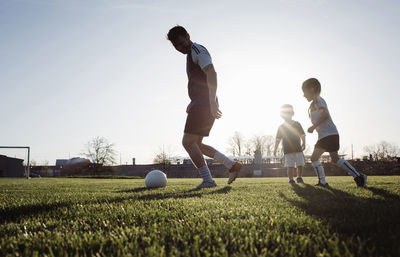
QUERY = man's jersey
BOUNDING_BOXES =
[276,120,305,154]
[310,96,339,140]
[186,42,215,106]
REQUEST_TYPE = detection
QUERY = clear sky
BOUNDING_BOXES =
[1,0,399,165]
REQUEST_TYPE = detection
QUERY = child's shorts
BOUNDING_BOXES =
[315,134,340,152]
[284,152,305,168]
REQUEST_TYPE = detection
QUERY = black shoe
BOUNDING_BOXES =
[315,182,329,188]
[289,179,296,184]
[354,174,367,187]
[296,177,304,183]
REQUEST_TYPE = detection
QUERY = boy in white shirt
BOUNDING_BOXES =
[302,78,367,187]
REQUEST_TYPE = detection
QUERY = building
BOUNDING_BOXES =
[55,157,90,176]
[0,155,25,177]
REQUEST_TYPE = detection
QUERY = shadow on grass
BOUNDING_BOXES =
[0,186,232,223]
[118,185,232,201]
[116,187,150,193]
[0,201,72,223]
[281,184,400,256]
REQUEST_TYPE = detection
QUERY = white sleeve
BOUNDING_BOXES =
[191,44,213,70]
[317,97,328,110]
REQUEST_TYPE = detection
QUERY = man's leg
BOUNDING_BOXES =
[197,138,217,158]
[197,138,241,184]
[183,134,207,168]
[182,133,215,188]
[198,138,233,168]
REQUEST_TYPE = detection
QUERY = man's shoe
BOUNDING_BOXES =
[196,180,217,189]
[354,174,367,187]
[315,182,329,188]
[228,162,242,184]
[289,179,296,184]
[296,177,304,183]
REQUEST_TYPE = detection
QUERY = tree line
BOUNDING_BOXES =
[153,132,400,164]
[29,135,400,167]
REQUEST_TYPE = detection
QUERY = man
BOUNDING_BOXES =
[167,25,241,188]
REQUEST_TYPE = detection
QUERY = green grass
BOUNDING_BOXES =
[66,175,142,179]
[1,177,399,257]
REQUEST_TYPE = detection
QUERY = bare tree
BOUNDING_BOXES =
[83,136,116,165]
[385,142,400,158]
[250,135,275,156]
[364,141,400,161]
[364,144,379,161]
[228,131,245,156]
[153,146,172,164]
[251,135,265,154]
[244,141,253,156]
[264,135,275,156]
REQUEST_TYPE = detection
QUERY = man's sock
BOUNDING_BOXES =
[312,161,327,184]
[213,151,234,169]
[198,165,213,183]
[336,158,360,178]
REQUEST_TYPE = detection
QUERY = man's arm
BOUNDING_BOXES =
[203,64,222,119]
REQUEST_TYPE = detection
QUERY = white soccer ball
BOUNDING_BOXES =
[145,170,167,188]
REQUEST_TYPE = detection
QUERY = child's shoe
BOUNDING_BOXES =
[315,182,329,188]
[354,174,367,187]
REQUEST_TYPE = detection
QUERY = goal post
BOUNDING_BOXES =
[0,146,30,178]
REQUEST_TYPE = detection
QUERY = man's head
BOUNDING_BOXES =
[280,104,294,121]
[167,25,192,54]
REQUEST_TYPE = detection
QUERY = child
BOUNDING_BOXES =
[302,78,367,187]
[274,104,306,184]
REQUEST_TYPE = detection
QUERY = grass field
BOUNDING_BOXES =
[1,176,399,257]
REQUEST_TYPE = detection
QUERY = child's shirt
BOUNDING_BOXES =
[310,96,338,140]
[276,120,305,154]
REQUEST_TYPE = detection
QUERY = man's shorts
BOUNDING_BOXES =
[284,152,305,168]
[315,134,340,152]
[184,105,215,136]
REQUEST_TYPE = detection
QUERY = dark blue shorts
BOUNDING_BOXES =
[184,105,215,136]
[315,134,340,152]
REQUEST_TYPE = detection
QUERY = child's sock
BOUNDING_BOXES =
[213,151,234,169]
[312,161,327,184]
[336,158,360,178]
[198,165,213,182]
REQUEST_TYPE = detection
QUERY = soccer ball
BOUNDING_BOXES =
[145,170,167,188]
